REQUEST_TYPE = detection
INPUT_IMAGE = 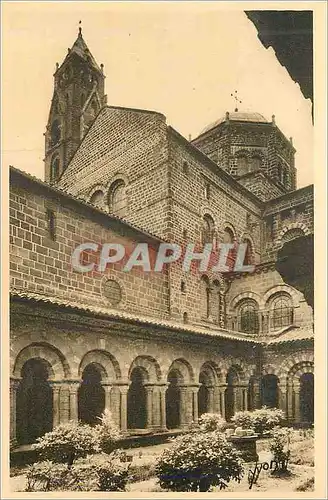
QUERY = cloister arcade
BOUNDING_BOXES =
[10,343,314,445]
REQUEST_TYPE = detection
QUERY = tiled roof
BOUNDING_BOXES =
[266,326,314,345]
[200,111,269,134]
[57,32,102,74]
[10,290,259,344]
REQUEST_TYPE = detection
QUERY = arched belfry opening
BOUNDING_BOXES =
[78,363,105,425]
[127,367,147,430]
[16,359,53,444]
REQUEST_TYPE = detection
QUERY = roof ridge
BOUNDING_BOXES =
[9,165,165,243]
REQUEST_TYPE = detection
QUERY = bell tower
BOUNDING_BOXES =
[44,27,106,184]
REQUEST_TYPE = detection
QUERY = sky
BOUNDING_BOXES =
[2,2,314,188]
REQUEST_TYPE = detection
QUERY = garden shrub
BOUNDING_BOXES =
[269,427,291,469]
[96,409,122,454]
[155,431,244,492]
[32,421,100,466]
[198,413,225,432]
[25,452,130,492]
[232,407,284,435]
[231,410,254,430]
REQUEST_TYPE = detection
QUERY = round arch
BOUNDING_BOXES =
[166,358,194,384]
[13,342,70,380]
[198,360,222,385]
[78,350,121,381]
[263,285,300,307]
[229,291,263,311]
[128,355,162,383]
[276,223,311,248]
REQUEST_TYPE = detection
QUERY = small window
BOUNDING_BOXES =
[90,190,105,209]
[242,238,253,265]
[50,157,59,183]
[237,156,248,175]
[103,279,122,306]
[223,227,234,244]
[251,156,262,171]
[50,120,61,146]
[202,214,215,245]
[204,184,210,200]
[183,161,189,175]
[46,209,56,241]
[109,180,127,217]
[181,281,186,293]
[183,312,188,323]
[182,228,188,239]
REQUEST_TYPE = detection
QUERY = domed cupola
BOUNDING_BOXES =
[192,110,296,201]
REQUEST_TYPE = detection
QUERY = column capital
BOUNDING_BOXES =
[119,385,129,395]
[293,381,301,391]
[10,378,21,390]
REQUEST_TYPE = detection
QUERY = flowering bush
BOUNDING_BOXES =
[231,410,254,431]
[232,407,284,435]
[155,431,244,492]
[32,421,100,466]
[25,452,130,492]
[96,409,122,453]
[269,427,291,469]
[198,413,225,432]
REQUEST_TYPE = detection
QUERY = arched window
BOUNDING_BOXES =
[202,214,215,245]
[242,238,254,265]
[90,190,105,209]
[223,227,234,244]
[281,228,305,245]
[270,294,293,330]
[50,156,59,182]
[238,299,259,334]
[251,156,262,171]
[237,156,248,175]
[109,180,127,217]
[50,120,61,146]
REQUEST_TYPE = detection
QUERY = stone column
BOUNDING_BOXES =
[287,380,293,422]
[218,384,227,419]
[145,385,154,429]
[119,385,129,432]
[110,385,121,427]
[278,383,287,418]
[102,382,112,412]
[69,381,80,422]
[59,383,70,424]
[179,386,188,428]
[233,387,239,414]
[241,386,248,410]
[10,378,21,442]
[192,386,199,423]
[151,386,161,430]
[159,385,167,431]
[252,378,261,409]
[293,381,301,424]
[50,382,61,428]
[207,386,215,413]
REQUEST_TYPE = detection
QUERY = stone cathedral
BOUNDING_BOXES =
[9,29,314,446]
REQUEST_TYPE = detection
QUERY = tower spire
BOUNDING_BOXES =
[78,20,82,37]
